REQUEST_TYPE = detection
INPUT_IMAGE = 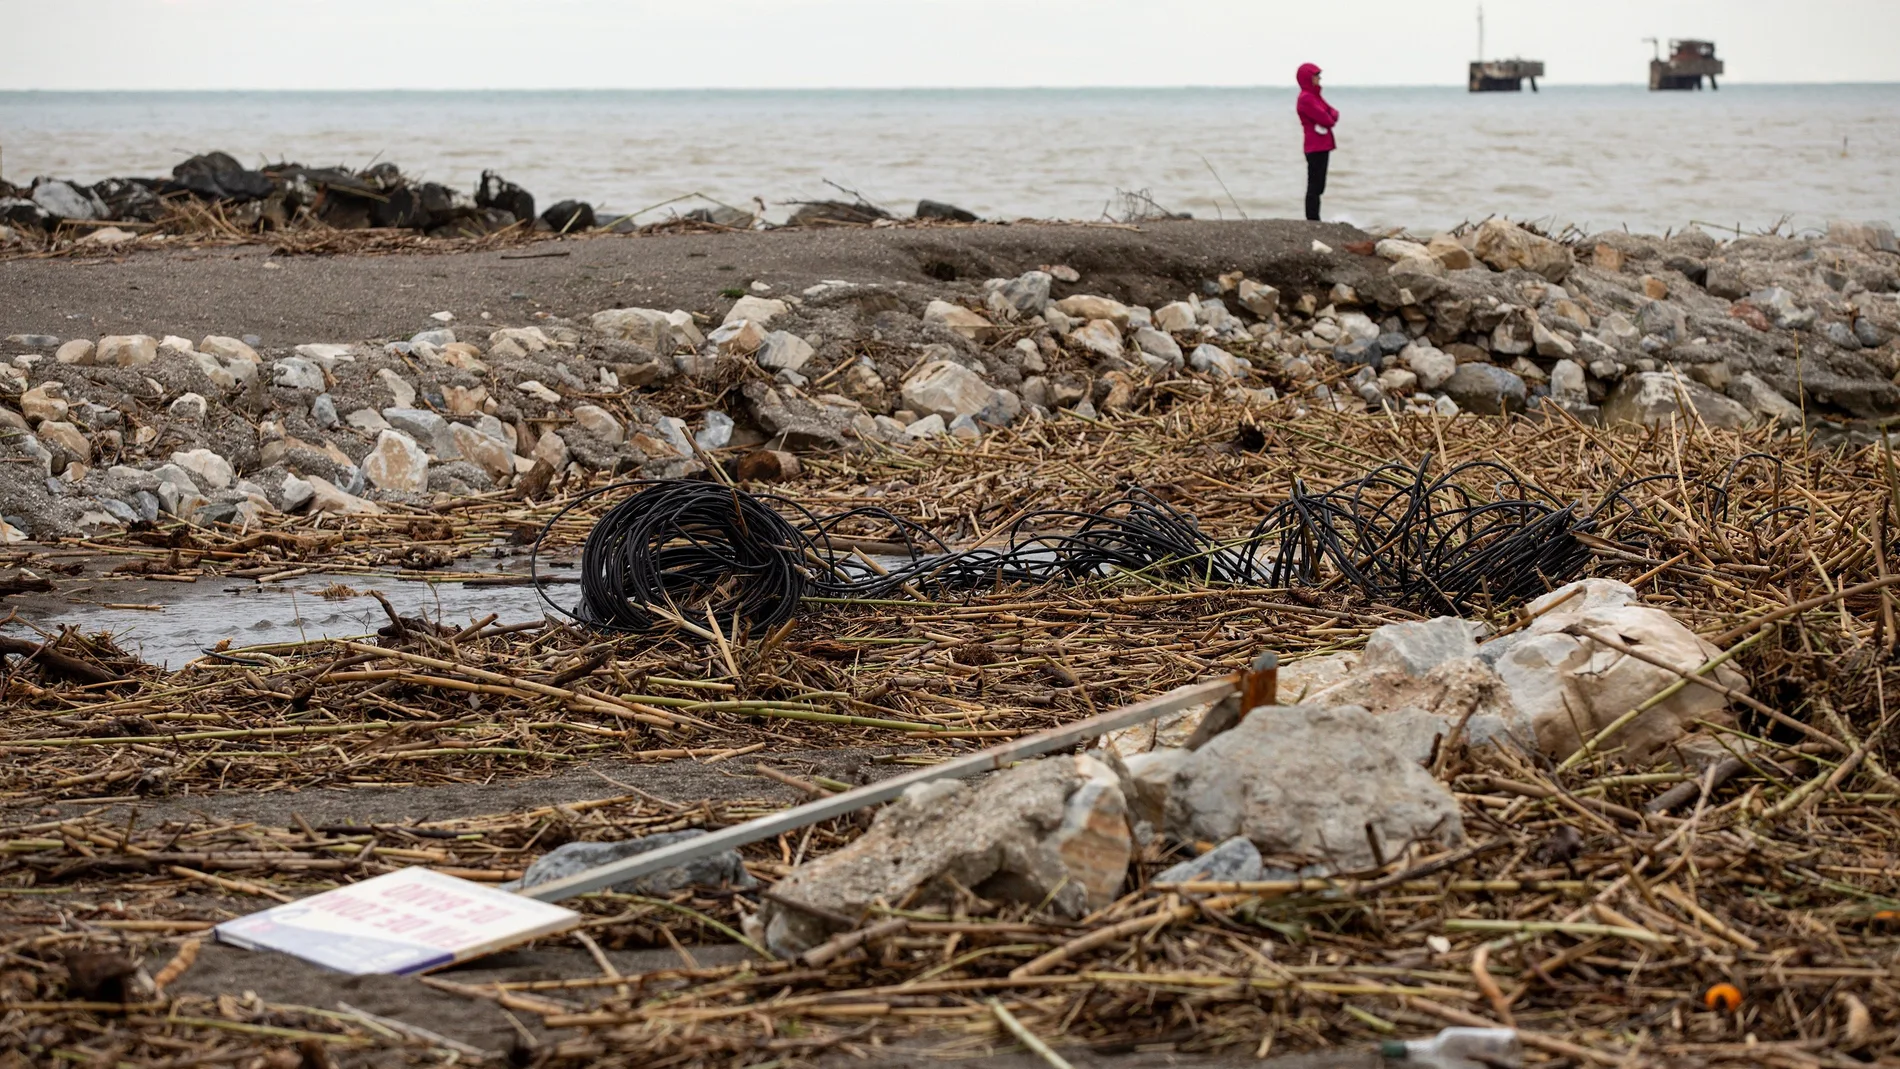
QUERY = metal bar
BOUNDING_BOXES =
[516,673,1246,903]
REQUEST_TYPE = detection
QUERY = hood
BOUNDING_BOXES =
[1297,63,1322,91]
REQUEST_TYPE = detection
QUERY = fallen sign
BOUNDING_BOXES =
[215,867,580,975]
[515,653,1279,904]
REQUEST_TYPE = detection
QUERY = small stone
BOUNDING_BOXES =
[948,413,982,439]
[270,357,325,391]
[1549,359,1588,406]
[98,335,158,368]
[199,336,261,364]
[1154,302,1197,332]
[923,300,996,342]
[1602,371,1749,430]
[756,331,815,372]
[905,413,947,437]
[1311,239,1333,254]
[311,394,341,429]
[169,448,233,490]
[1641,275,1670,300]
[345,408,391,432]
[36,421,90,471]
[1401,343,1456,391]
[304,474,384,515]
[987,271,1053,317]
[410,328,456,348]
[901,360,993,421]
[517,380,562,404]
[1053,295,1132,328]
[1532,321,1576,358]
[1071,318,1124,360]
[441,384,489,416]
[362,430,431,492]
[449,423,517,481]
[1442,364,1528,416]
[1189,344,1249,380]
[430,310,455,323]
[722,295,789,328]
[168,392,207,419]
[1134,326,1183,368]
[571,404,625,444]
[20,383,70,424]
[509,830,757,898]
[55,340,95,365]
[4,334,58,348]
[371,371,413,409]
[382,408,459,458]
[696,411,735,451]
[1236,280,1280,317]
[1153,837,1264,885]
[710,318,766,356]
[1473,219,1574,282]
[1427,234,1475,270]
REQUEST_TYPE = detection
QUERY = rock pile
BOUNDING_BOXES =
[2,220,1896,538]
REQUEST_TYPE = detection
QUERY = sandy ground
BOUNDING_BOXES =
[0,219,1368,343]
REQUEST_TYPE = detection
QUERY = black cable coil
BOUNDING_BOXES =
[532,455,1671,636]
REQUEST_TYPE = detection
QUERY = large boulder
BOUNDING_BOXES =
[758,755,1130,956]
[1473,219,1574,282]
[1164,704,1466,873]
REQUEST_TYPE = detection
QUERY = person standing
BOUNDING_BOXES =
[1296,63,1338,222]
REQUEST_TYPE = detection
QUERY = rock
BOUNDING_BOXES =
[592,307,705,350]
[449,423,518,481]
[31,179,105,221]
[901,360,993,421]
[311,394,340,429]
[1236,280,1280,317]
[198,336,260,364]
[1189,344,1249,380]
[1311,240,1333,254]
[735,449,802,482]
[923,300,996,342]
[1442,364,1527,416]
[1822,321,1862,351]
[1532,322,1576,358]
[1337,311,1381,343]
[696,411,735,451]
[1375,238,1432,263]
[1153,836,1264,885]
[1635,300,1686,343]
[1401,343,1456,390]
[295,343,355,364]
[98,335,158,368]
[915,199,979,222]
[303,474,384,516]
[1053,295,1132,328]
[166,448,233,490]
[1549,359,1588,407]
[517,380,562,404]
[382,408,457,458]
[1727,372,1803,427]
[55,340,94,365]
[1426,234,1475,270]
[1827,219,1900,254]
[1154,302,1197,333]
[1362,617,1486,677]
[21,383,70,424]
[345,408,391,433]
[723,296,790,328]
[440,384,488,417]
[1134,326,1183,368]
[1390,255,1446,279]
[362,430,430,492]
[1747,287,1814,330]
[1641,275,1670,301]
[571,404,624,444]
[168,392,207,419]
[1165,704,1465,873]
[1378,367,1418,395]
[540,200,596,232]
[709,318,766,356]
[1072,318,1124,361]
[410,329,456,349]
[757,331,815,372]
[36,422,90,472]
[758,756,1128,955]
[1473,219,1574,282]
[270,357,325,391]
[1602,372,1750,430]
[508,830,756,898]
[1484,580,1745,762]
[904,413,947,437]
[987,271,1053,317]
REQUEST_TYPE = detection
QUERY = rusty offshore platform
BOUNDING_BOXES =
[1649,38,1724,90]
[1468,8,1543,93]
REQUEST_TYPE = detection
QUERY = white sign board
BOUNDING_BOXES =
[215,868,581,975]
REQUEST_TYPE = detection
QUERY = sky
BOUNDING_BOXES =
[2,0,1897,90]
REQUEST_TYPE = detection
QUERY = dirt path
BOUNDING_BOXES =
[0,220,1367,344]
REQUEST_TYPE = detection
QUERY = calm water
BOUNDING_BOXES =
[1,86,1894,234]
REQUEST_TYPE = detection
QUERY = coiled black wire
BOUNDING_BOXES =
[534,456,1615,636]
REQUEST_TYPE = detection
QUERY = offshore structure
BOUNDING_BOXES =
[1647,38,1723,90]
[1469,7,1543,92]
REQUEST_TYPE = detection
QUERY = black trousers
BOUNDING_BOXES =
[1305,150,1330,221]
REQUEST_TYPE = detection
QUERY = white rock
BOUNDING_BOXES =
[21,383,70,424]
[517,380,562,404]
[1071,318,1124,360]
[294,343,355,364]
[722,296,789,328]
[696,411,735,451]
[590,307,704,350]
[757,331,815,372]
[1237,280,1280,317]
[98,335,158,367]
[709,319,766,356]
[532,430,571,471]
[270,357,326,391]
[375,368,416,408]
[488,326,550,353]
[905,413,948,437]
[1053,295,1132,328]
[1400,343,1456,391]
[1375,238,1432,263]
[1134,326,1183,368]
[1154,302,1197,333]
[169,448,233,490]
[168,392,208,419]
[923,300,996,342]
[199,336,261,364]
[1188,344,1249,380]
[362,430,430,492]
[430,310,455,323]
[901,360,993,421]
[1337,312,1381,343]
[304,474,384,515]
[55,340,94,365]
[345,408,391,432]
[1311,239,1333,253]
[279,473,315,512]
[449,422,516,481]
[571,404,624,444]
[1549,359,1588,406]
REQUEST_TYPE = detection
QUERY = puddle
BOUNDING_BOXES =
[6,566,582,670]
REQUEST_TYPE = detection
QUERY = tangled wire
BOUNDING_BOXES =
[536,453,1781,636]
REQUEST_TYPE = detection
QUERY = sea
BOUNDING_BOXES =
[1,85,1895,236]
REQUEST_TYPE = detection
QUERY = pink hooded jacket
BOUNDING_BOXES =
[1296,63,1338,154]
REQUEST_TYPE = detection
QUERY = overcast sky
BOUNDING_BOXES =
[4,0,1897,90]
